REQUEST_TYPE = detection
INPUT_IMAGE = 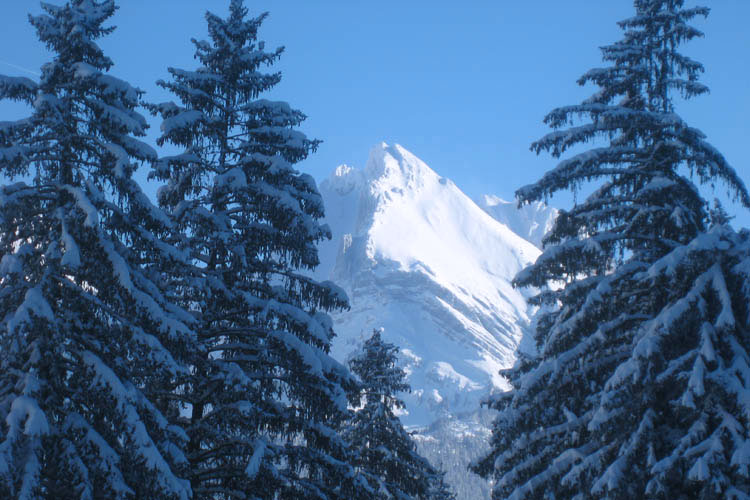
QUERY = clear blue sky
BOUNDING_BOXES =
[1,1,749,225]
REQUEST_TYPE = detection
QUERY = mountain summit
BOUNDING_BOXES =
[318,144,539,402]
[317,143,548,499]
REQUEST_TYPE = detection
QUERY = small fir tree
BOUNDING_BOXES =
[0,1,194,498]
[473,1,750,498]
[346,331,455,500]
[151,1,359,498]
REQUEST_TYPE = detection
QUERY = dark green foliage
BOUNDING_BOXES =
[346,331,456,500]
[474,1,750,498]
[0,1,195,498]
[151,1,359,498]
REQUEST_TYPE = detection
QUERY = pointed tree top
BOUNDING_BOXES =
[32,0,117,69]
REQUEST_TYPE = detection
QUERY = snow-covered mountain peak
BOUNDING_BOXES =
[318,143,541,403]
[323,164,366,196]
[321,143,435,202]
[476,194,558,249]
[359,143,538,282]
[364,142,440,197]
[316,144,547,499]
[480,194,507,206]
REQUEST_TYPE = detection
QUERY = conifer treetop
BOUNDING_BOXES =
[476,2,750,498]
[150,2,354,498]
[0,1,194,498]
[349,330,410,409]
[32,0,116,69]
[517,0,749,272]
[346,330,456,500]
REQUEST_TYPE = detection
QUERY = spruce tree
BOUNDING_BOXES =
[346,331,455,500]
[151,2,360,498]
[589,223,750,498]
[473,1,750,498]
[0,1,194,498]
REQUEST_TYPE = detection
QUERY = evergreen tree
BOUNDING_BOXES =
[346,331,455,500]
[473,1,750,498]
[589,223,750,498]
[0,1,194,498]
[151,1,360,498]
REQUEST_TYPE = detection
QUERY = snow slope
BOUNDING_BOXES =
[475,194,557,249]
[316,143,548,499]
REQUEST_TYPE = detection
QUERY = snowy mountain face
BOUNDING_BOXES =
[476,194,557,249]
[316,143,550,499]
